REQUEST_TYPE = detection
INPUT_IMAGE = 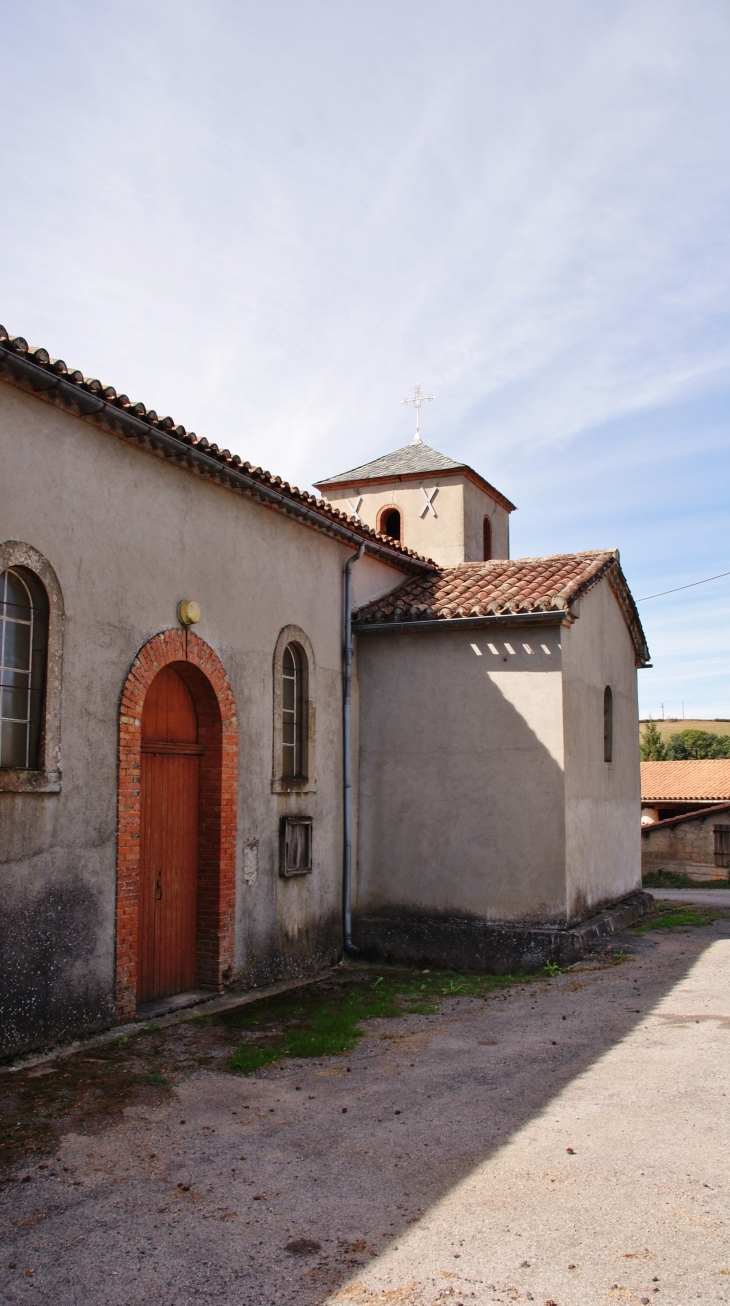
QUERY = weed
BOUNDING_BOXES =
[643,870,729,890]
[543,960,562,977]
[221,969,534,1074]
[139,1067,168,1087]
[633,902,729,933]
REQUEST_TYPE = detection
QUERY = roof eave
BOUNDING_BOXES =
[314,463,516,514]
[0,342,439,577]
[354,610,568,634]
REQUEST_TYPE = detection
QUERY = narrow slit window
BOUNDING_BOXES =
[483,516,492,561]
[603,685,613,763]
[0,567,49,770]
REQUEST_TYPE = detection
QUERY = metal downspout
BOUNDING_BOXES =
[342,542,365,952]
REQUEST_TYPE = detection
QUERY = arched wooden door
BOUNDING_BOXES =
[137,665,203,1003]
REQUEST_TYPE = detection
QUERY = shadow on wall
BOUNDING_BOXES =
[0,875,111,1057]
[356,629,567,942]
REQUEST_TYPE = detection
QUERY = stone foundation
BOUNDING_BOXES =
[351,892,656,973]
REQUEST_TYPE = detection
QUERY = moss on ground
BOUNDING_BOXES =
[0,966,534,1166]
[220,969,532,1073]
[643,870,730,890]
[632,900,730,933]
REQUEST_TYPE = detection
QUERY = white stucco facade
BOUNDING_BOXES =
[0,332,647,1055]
[561,580,642,919]
[0,380,408,1052]
[355,577,642,931]
[317,472,511,567]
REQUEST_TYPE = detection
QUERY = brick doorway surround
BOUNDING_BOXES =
[115,629,238,1021]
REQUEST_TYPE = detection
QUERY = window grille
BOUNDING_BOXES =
[282,643,304,778]
[603,685,613,763]
[0,567,49,769]
[280,815,312,876]
[714,825,730,869]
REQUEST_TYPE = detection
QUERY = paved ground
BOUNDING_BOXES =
[644,886,730,907]
[2,921,730,1305]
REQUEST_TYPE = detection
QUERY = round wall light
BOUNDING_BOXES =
[178,599,201,626]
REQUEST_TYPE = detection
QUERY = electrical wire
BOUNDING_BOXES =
[636,569,730,603]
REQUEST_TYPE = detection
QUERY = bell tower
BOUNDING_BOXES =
[314,439,515,569]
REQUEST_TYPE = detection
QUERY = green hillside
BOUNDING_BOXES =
[639,719,730,742]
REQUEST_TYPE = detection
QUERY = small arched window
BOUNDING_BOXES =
[0,566,49,769]
[380,508,401,541]
[282,643,306,778]
[603,685,613,764]
[272,625,315,793]
[483,516,492,561]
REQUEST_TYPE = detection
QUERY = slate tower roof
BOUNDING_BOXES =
[315,441,466,485]
[314,439,516,513]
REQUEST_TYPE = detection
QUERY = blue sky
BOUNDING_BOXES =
[2,1,729,718]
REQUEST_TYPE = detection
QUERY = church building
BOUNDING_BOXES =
[0,326,650,1058]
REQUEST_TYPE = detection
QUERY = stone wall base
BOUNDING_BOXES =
[351,891,656,973]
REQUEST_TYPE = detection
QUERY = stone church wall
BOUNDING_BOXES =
[0,382,405,1056]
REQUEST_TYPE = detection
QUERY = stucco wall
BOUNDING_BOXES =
[0,383,407,1054]
[355,625,567,925]
[641,813,729,882]
[322,474,508,568]
[560,579,642,921]
[462,477,510,561]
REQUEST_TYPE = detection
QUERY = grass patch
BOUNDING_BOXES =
[0,965,542,1164]
[633,900,729,933]
[139,1067,168,1086]
[643,870,730,890]
[218,969,534,1074]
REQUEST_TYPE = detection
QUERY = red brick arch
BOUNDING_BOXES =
[115,629,238,1021]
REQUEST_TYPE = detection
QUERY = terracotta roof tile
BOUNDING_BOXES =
[0,327,435,573]
[354,550,650,666]
[641,760,730,802]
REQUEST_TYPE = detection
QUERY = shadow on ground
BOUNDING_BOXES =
[0,911,727,1305]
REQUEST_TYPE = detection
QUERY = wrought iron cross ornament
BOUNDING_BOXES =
[402,382,435,444]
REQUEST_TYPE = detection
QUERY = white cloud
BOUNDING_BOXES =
[2,0,729,707]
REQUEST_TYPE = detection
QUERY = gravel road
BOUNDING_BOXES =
[2,920,729,1306]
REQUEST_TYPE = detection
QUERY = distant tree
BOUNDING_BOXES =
[640,720,667,760]
[665,729,730,759]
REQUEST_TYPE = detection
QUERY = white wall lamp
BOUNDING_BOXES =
[178,599,201,626]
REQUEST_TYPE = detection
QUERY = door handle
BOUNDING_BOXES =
[155,874,162,901]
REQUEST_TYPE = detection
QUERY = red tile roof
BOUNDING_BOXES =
[641,760,730,802]
[354,551,650,665]
[0,327,435,575]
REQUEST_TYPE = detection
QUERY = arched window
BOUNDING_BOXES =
[603,685,613,763]
[272,626,315,791]
[483,516,492,561]
[379,508,401,541]
[1,566,49,769]
[282,643,305,778]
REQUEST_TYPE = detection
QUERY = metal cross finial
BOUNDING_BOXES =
[402,382,435,444]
